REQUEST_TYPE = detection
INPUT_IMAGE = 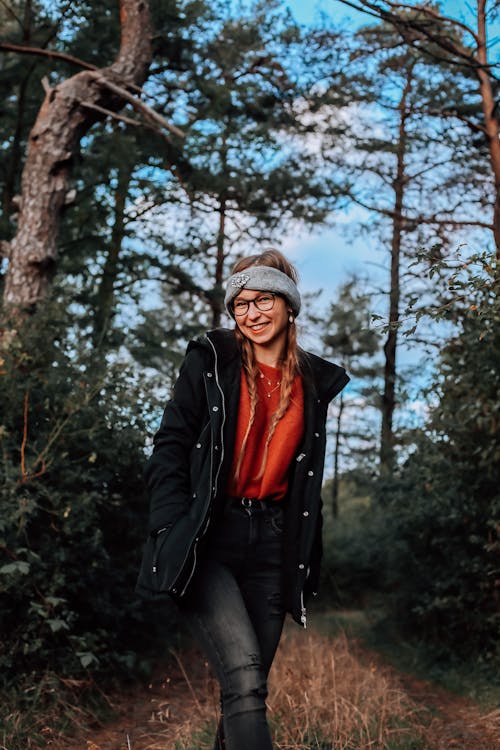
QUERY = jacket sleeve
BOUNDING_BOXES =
[144,347,209,532]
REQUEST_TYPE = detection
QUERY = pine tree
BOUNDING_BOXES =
[318,14,491,472]
[1,0,152,309]
[128,0,347,362]
[334,0,500,259]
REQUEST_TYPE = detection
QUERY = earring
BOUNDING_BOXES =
[289,313,294,324]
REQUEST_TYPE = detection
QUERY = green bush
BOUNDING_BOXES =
[320,473,389,607]
[0,305,165,686]
[376,261,500,659]
[321,260,499,661]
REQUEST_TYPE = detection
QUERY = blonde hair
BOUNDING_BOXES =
[232,249,302,480]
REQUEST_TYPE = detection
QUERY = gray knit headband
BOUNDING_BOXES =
[224,266,301,317]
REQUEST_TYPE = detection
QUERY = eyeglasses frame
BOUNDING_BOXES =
[232,292,277,317]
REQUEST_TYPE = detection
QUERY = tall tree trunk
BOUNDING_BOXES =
[2,0,152,310]
[332,391,345,518]
[212,194,227,329]
[1,1,34,289]
[210,129,229,329]
[476,0,500,260]
[380,67,413,475]
[2,0,34,223]
[93,162,132,347]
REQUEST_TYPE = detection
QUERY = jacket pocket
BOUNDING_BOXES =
[265,511,285,537]
[135,513,199,600]
[151,525,173,575]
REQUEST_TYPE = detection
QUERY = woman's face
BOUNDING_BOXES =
[233,289,290,356]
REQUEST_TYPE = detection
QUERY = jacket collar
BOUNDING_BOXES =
[190,327,349,403]
[204,328,240,365]
[186,328,240,367]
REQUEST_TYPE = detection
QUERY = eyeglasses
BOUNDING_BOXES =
[232,293,276,317]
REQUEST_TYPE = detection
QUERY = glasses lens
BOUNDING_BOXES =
[233,300,249,316]
[255,294,275,311]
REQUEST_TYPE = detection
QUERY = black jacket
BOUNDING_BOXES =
[136,328,349,627]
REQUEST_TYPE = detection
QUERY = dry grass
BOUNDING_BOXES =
[40,621,500,750]
[267,627,427,749]
[125,624,430,750]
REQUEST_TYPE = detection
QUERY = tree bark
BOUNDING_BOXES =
[93,161,132,347]
[476,0,500,259]
[2,0,152,310]
[380,66,413,475]
[212,194,227,329]
[332,391,345,518]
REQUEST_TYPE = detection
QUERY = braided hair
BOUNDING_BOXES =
[231,249,303,480]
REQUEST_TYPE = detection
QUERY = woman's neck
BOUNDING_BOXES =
[252,342,285,368]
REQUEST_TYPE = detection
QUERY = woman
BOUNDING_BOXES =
[137,249,349,750]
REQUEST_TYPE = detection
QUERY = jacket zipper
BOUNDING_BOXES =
[206,334,226,496]
[178,511,211,597]
[176,335,226,597]
[300,590,307,628]
[152,525,171,574]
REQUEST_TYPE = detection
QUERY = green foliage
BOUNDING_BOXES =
[321,258,499,661]
[127,0,346,335]
[376,257,500,658]
[320,471,391,605]
[0,303,166,688]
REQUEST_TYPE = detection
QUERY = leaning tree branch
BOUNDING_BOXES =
[0,42,184,139]
[80,100,145,127]
[2,0,154,309]
[426,108,488,135]
[337,0,495,71]
[0,41,98,70]
[383,1,480,44]
[90,73,185,139]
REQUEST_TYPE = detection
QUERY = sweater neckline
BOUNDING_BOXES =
[256,360,281,375]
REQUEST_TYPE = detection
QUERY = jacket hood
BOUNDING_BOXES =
[187,328,240,365]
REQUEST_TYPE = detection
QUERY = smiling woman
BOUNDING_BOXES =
[231,287,290,359]
[137,248,349,750]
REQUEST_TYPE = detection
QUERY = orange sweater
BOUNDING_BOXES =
[228,362,304,501]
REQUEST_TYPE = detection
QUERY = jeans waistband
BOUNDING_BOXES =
[228,496,282,510]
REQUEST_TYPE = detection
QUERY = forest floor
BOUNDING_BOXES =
[45,609,499,750]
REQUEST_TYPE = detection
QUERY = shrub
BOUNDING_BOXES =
[320,473,390,607]
[376,259,500,658]
[0,305,165,686]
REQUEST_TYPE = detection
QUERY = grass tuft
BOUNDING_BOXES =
[267,627,428,749]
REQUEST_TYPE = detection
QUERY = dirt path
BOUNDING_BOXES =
[56,646,218,750]
[52,623,499,750]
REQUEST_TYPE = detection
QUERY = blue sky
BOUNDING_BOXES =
[286,0,500,42]
[273,0,498,308]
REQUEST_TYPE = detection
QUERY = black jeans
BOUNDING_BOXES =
[179,498,286,750]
